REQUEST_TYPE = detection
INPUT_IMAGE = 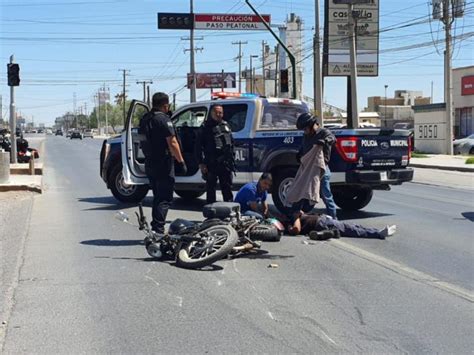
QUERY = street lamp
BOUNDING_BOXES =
[384,84,388,126]
[249,55,258,93]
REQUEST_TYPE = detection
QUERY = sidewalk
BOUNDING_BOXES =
[410,154,474,173]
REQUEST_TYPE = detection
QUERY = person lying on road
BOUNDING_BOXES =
[234,173,272,220]
[287,212,397,240]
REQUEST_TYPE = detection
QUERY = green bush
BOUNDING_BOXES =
[411,152,429,158]
[466,157,474,164]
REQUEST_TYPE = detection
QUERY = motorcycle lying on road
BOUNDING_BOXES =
[118,202,283,269]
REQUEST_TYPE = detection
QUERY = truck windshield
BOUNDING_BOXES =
[260,102,309,130]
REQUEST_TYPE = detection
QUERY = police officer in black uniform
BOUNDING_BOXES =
[139,92,187,234]
[196,105,235,204]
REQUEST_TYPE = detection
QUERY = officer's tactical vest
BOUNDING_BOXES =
[212,122,232,151]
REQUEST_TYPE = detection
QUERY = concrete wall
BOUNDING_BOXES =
[413,104,448,154]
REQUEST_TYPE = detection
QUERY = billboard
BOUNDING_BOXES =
[187,72,236,89]
[193,14,270,30]
[461,76,474,96]
[323,0,379,77]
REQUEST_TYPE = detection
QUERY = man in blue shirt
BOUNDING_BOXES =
[234,173,272,220]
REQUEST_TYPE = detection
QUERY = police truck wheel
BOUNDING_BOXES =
[109,165,149,203]
[272,167,298,215]
[332,186,373,211]
[175,190,205,200]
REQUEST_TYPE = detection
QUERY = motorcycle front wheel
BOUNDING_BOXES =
[176,225,238,269]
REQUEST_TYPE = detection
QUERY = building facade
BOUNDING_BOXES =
[453,66,474,137]
[366,90,431,128]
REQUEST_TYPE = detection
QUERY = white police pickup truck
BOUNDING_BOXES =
[100,93,414,213]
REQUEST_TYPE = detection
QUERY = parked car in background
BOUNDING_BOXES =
[453,134,474,155]
[83,129,94,138]
[46,129,53,135]
[70,131,82,140]
[55,129,63,136]
[66,130,73,138]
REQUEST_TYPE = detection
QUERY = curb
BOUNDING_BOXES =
[410,163,474,173]
[0,184,42,193]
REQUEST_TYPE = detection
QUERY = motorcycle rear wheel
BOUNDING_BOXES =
[176,225,238,269]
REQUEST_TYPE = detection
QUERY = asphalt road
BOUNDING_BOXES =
[2,135,473,353]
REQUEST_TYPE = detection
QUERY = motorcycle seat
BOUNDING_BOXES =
[203,202,240,219]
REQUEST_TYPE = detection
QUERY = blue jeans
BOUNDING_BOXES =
[320,167,337,219]
[243,210,264,220]
[316,215,381,238]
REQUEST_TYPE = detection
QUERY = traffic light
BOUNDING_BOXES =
[7,63,20,87]
[280,69,289,93]
[158,13,193,30]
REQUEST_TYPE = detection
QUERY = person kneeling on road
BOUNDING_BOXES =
[288,212,397,240]
[234,173,272,220]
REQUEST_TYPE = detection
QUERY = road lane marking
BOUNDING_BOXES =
[176,296,183,307]
[145,276,160,287]
[321,330,337,346]
[267,311,275,320]
[330,239,474,303]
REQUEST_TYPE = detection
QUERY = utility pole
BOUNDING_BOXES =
[347,3,359,128]
[274,44,279,97]
[232,41,248,93]
[442,0,454,154]
[73,92,77,128]
[96,91,101,133]
[261,40,266,96]
[182,35,203,102]
[314,0,324,124]
[249,55,258,93]
[119,69,130,126]
[136,80,153,102]
[190,0,196,102]
[147,85,151,106]
[9,55,17,163]
[173,93,176,111]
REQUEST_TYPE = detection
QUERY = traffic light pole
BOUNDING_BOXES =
[9,55,17,164]
[245,0,298,99]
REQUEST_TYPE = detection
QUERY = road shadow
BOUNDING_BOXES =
[231,249,295,260]
[461,212,474,222]
[79,195,206,213]
[93,255,224,271]
[81,239,143,247]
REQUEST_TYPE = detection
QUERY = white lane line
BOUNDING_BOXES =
[217,280,223,286]
[267,311,275,320]
[330,239,474,303]
[145,276,160,287]
[321,330,337,346]
[176,296,183,307]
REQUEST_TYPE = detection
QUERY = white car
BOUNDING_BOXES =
[83,129,94,138]
[46,129,53,135]
[453,134,474,155]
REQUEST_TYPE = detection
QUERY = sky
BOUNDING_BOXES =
[1,0,473,126]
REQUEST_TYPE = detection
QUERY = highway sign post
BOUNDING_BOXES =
[323,0,379,77]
